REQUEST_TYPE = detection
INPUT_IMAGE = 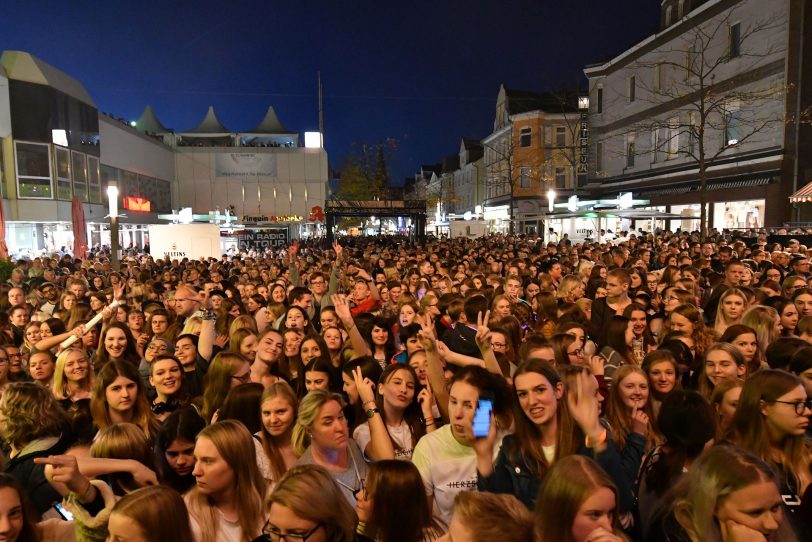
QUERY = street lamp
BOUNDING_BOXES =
[107,183,120,269]
[547,188,556,213]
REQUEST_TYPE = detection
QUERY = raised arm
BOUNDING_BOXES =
[287,241,302,287]
[474,310,504,377]
[353,367,395,461]
[418,314,450,422]
[332,293,372,358]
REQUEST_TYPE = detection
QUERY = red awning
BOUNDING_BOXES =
[790,180,812,203]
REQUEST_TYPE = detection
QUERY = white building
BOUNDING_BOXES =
[583,0,810,230]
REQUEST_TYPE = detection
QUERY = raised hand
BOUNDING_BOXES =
[113,281,125,301]
[333,240,343,261]
[588,355,605,375]
[214,334,229,348]
[289,241,299,258]
[353,366,376,407]
[630,403,649,436]
[475,310,492,351]
[566,370,603,441]
[417,386,434,418]
[415,313,436,344]
[331,293,353,324]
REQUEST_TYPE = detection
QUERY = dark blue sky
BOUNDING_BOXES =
[1,0,660,183]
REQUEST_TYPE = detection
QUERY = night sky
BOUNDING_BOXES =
[1,0,661,183]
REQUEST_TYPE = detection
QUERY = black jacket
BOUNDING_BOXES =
[4,430,73,514]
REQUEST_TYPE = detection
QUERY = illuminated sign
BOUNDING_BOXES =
[124,196,152,212]
[242,215,303,223]
[238,229,289,250]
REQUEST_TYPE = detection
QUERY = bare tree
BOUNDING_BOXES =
[613,7,786,239]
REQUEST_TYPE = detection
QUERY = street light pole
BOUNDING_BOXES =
[107,183,120,269]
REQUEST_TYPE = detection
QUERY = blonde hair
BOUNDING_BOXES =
[557,275,583,300]
[0,383,67,449]
[229,315,258,336]
[181,316,202,336]
[185,421,265,542]
[268,465,356,542]
[291,390,346,456]
[453,492,533,542]
[52,348,94,401]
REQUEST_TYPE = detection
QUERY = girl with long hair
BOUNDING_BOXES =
[475,361,633,513]
[665,304,717,360]
[356,460,443,542]
[149,355,192,421]
[201,351,252,423]
[185,420,266,542]
[699,342,747,400]
[713,288,747,336]
[255,381,299,488]
[719,324,761,374]
[642,350,680,417]
[534,455,629,542]
[108,485,195,542]
[264,465,358,542]
[353,364,431,462]
[52,347,94,405]
[292,380,395,505]
[647,445,797,542]
[709,378,744,441]
[91,359,158,441]
[92,321,140,371]
[155,407,206,493]
[300,333,330,366]
[229,327,257,365]
[363,317,397,369]
[299,357,343,398]
[322,325,345,367]
[604,365,658,456]
[741,304,781,367]
[732,370,812,519]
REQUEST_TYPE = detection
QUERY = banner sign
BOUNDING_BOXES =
[238,229,289,250]
[148,224,221,260]
[214,153,277,178]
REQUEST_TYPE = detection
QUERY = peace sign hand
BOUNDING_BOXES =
[475,310,492,351]
[353,366,376,406]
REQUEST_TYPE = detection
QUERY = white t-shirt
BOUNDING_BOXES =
[187,503,255,542]
[412,425,501,532]
[353,420,414,460]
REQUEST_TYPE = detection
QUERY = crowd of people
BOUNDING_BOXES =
[0,230,810,542]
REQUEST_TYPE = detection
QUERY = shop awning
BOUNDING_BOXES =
[790,181,812,203]
[641,176,773,198]
[533,210,696,220]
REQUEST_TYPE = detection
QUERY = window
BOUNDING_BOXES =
[626,136,636,168]
[520,167,531,188]
[555,127,566,147]
[596,87,603,114]
[544,126,552,146]
[15,141,53,199]
[685,42,697,81]
[665,6,673,27]
[651,130,660,163]
[724,103,743,146]
[666,117,679,159]
[678,0,685,18]
[596,141,604,172]
[628,76,636,103]
[555,167,567,188]
[686,111,697,156]
[87,156,101,203]
[654,63,663,91]
[71,151,88,202]
[54,146,72,201]
[729,22,741,59]
[520,127,531,147]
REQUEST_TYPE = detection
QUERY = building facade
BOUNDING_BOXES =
[0,50,329,256]
[584,0,810,231]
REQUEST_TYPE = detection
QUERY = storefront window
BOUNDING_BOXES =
[670,204,701,232]
[15,141,52,199]
[714,199,764,230]
[55,146,72,201]
[71,151,88,202]
[87,156,101,204]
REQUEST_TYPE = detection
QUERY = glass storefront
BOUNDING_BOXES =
[713,199,765,230]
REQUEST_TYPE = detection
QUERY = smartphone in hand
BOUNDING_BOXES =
[473,398,493,438]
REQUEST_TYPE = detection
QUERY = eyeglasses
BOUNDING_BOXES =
[491,342,507,349]
[147,344,168,351]
[6,353,21,359]
[231,372,252,385]
[568,348,584,357]
[260,522,323,542]
[770,399,812,415]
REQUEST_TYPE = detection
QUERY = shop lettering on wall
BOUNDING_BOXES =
[239,229,289,250]
[242,215,303,224]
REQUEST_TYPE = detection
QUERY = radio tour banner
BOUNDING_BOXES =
[214,153,277,179]
[238,229,289,251]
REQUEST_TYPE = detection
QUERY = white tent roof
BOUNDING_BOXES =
[244,106,293,134]
[180,106,231,135]
[0,50,96,107]
[136,105,169,133]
